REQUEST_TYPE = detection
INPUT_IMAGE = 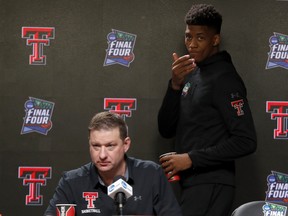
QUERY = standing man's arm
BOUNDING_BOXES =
[158,53,196,138]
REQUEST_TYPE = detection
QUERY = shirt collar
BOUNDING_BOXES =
[91,155,133,188]
[97,167,129,186]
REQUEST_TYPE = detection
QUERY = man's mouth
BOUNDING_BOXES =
[98,161,110,166]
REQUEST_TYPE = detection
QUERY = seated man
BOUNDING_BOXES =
[44,111,182,216]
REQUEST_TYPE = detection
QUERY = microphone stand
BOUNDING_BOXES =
[116,192,126,216]
[118,203,124,216]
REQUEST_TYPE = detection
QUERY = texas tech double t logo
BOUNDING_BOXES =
[22,27,55,65]
[231,99,244,116]
[18,166,52,205]
[83,192,98,209]
[104,98,137,120]
[266,101,288,139]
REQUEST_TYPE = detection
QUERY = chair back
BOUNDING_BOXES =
[231,201,288,216]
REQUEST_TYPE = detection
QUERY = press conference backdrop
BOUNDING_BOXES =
[1,0,288,215]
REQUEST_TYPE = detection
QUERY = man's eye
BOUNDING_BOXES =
[107,144,115,150]
[92,144,100,149]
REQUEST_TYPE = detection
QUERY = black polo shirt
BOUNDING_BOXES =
[44,156,182,216]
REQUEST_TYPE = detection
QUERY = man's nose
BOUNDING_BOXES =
[189,38,197,48]
[99,147,107,158]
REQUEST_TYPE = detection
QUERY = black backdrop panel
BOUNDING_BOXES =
[1,0,288,215]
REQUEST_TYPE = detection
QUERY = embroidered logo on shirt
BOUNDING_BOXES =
[82,192,101,214]
[182,82,191,97]
[134,196,142,201]
[231,92,240,99]
[231,99,244,116]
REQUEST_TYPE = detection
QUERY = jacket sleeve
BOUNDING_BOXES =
[158,80,182,138]
[189,73,257,168]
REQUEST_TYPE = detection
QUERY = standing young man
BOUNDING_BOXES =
[44,111,182,216]
[158,4,257,216]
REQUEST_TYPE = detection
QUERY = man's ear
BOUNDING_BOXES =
[213,34,221,47]
[123,137,131,153]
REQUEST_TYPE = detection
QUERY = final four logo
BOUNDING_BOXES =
[104,29,136,67]
[266,171,288,203]
[266,32,288,70]
[21,97,54,135]
[262,202,287,216]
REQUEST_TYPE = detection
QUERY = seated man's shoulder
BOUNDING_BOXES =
[130,157,160,170]
[62,162,92,180]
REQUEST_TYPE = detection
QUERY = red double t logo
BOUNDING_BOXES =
[266,101,288,139]
[22,27,55,65]
[18,166,52,205]
[104,98,137,120]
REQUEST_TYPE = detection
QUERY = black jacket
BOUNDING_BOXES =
[158,51,257,188]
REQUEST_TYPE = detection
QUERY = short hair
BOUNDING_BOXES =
[88,112,128,140]
[185,4,222,34]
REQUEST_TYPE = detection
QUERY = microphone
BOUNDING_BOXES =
[107,176,133,215]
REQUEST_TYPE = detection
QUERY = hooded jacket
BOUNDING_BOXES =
[158,51,257,187]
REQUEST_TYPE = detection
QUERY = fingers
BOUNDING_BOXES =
[164,163,174,174]
[160,156,174,171]
[172,55,196,76]
[178,62,195,75]
[172,53,179,61]
[160,158,169,169]
[159,155,179,178]
[159,155,172,164]
[171,59,195,90]
[172,54,191,66]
